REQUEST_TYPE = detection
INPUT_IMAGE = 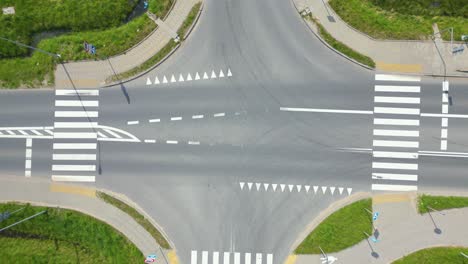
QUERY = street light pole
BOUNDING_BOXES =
[0,36,61,58]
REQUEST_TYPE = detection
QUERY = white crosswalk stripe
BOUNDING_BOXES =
[52,90,99,182]
[372,75,421,191]
[190,251,272,264]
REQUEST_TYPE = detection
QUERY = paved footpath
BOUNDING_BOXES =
[0,175,175,264]
[55,0,199,89]
[291,193,468,264]
[293,0,468,77]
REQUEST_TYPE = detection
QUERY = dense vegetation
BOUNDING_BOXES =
[0,203,143,263]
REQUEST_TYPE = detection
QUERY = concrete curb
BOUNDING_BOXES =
[183,2,204,40]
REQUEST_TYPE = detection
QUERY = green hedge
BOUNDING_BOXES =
[393,247,468,264]
[418,194,468,214]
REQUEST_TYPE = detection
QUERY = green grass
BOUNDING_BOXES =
[97,191,171,249]
[329,0,468,40]
[304,15,375,68]
[0,202,143,263]
[107,39,179,83]
[149,0,174,19]
[392,246,468,264]
[177,2,202,40]
[295,199,373,254]
[418,194,468,214]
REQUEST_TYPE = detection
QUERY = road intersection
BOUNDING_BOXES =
[1,0,467,263]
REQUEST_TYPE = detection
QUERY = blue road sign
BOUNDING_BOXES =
[0,211,10,222]
[373,212,379,221]
[91,45,96,55]
[144,1,149,9]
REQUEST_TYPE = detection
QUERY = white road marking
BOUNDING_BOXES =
[146,77,152,85]
[313,186,318,194]
[347,188,353,195]
[192,115,204,119]
[25,160,31,169]
[256,253,262,264]
[442,93,449,103]
[267,254,273,264]
[53,132,97,139]
[219,69,225,78]
[234,253,240,264]
[18,130,28,135]
[224,252,230,264]
[288,184,294,192]
[103,129,122,139]
[240,182,245,190]
[55,90,99,96]
[54,122,98,128]
[163,76,168,83]
[374,85,420,93]
[374,107,420,115]
[214,113,225,117]
[52,154,96,160]
[211,70,217,78]
[264,183,269,191]
[272,184,277,191]
[188,141,200,145]
[149,118,160,123]
[52,175,95,182]
[52,165,96,171]
[97,132,108,138]
[375,74,420,82]
[372,184,417,191]
[330,186,336,195]
[373,151,418,159]
[296,185,302,192]
[26,138,32,147]
[441,140,447,150]
[25,170,31,177]
[247,182,253,190]
[213,252,219,264]
[305,185,310,193]
[191,251,197,264]
[195,72,200,80]
[44,130,54,135]
[55,100,99,107]
[256,183,261,191]
[203,72,209,79]
[144,139,156,143]
[441,129,448,139]
[441,118,448,127]
[321,186,327,194]
[202,251,208,264]
[166,140,178,144]
[187,73,193,81]
[421,113,468,118]
[155,76,160,84]
[127,121,139,125]
[443,80,449,92]
[372,162,418,170]
[442,105,449,114]
[245,253,251,264]
[373,129,419,137]
[171,75,176,83]
[55,111,98,117]
[171,117,182,121]
[6,130,14,135]
[373,140,419,148]
[338,187,344,195]
[31,130,42,135]
[374,118,419,126]
[280,107,373,114]
[374,96,420,104]
[179,74,185,82]
[227,68,233,77]
[280,184,286,192]
[53,143,97,149]
[372,173,418,181]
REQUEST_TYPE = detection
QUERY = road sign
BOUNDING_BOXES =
[144,1,149,9]
[90,45,96,55]
[373,212,379,221]
[0,211,10,222]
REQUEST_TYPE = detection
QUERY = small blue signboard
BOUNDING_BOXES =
[0,211,10,222]
[373,212,379,221]
[90,45,96,55]
[144,1,149,9]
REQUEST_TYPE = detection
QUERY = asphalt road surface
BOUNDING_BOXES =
[1,0,467,263]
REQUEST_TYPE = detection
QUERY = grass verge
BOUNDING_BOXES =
[106,39,178,83]
[295,199,373,254]
[97,191,171,249]
[418,194,468,214]
[392,246,468,264]
[304,14,375,68]
[177,2,202,40]
[329,0,468,41]
[0,202,143,262]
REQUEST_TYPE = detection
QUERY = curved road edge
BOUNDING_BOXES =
[0,175,178,263]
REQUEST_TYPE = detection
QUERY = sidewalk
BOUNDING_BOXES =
[0,175,174,263]
[293,0,468,77]
[293,193,468,264]
[54,0,199,89]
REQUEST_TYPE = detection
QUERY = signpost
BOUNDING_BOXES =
[90,45,96,55]
[373,212,379,221]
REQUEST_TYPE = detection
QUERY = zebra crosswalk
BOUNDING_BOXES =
[371,74,421,191]
[51,89,99,182]
[191,251,273,264]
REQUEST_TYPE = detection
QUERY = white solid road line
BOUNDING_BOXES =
[52,165,96,171]
[245,253,251,264]
[52,154,97,161]
[149,119,160,123]
[214,113,226,117]
[372,162,418,170]
[53,143,97,149]
[375,74,421,82]
[127,121,139,125]
[374,85,420,93]
[374,118,419,126]
[188,141,200,145]
[372,184,418,191]
[374,107,420,115]
[54,122,98,128]
[202,251,208,264]
[55,111,98,117]
[280,107,373,114]
[171,117,182,121]
[52,175,95,182]
[224,252,230,264]
[144,139,156,143]
[191,251,197,264]
[167,140,178,144]
[373,129,419,137]
[104,129,122,139]
[256,253,262,264]
[53,132,97,139]
[55,100,99,107]
[373,151,418,159]
[374,96,420,104]
[372,173,418,181]
[234,253,240,264]
[55,90,99,96]
[192,115,204,119]
[213,252,219,264]
[373,140,419,148]
[421,113,468,118]
[267,254,273,264]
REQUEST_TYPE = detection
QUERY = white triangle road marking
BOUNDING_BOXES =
[313,186,318,194]
[296,185,302,192]
[163,76,168,83]
[227,68,232,77]
[219,69,225,78]
[187,73,192,81]
[321,186,327,194]
[171,75,176,83]
[211,70,217,78]
[263,183,269,191]
[272,184,277,191]
[330,187,336,195]
[240,182,245,190]
[339,187,344,195]
[179,74,185,82]
[347,188,353,196]
[256,183,261,191]
[280,184,285,192]
[195,72,200,80]
[154,76,160,84]
[247,182,253,190]
[146,77,152,85]
[203,72,209,79]
[288,184,294,192]
[305,185,310,193]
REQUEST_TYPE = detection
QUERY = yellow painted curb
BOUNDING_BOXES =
[284,254,297,264]
[168,250,179,264]
[50,183,96,198]
[376,61,422,73]
[373,193,411,204]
